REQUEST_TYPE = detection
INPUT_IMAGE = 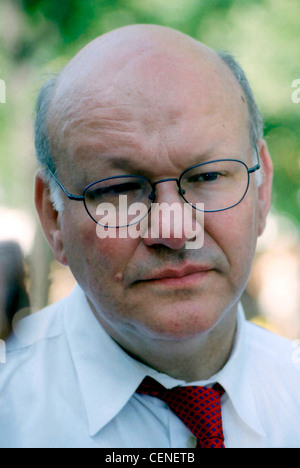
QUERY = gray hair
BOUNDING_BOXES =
[34,76,64,211]
[34,50,264,211]
[217,51,264,146]
[35,76,57,173]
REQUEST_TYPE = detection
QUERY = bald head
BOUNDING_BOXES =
[35,24,263,182]
[52,25,223,99]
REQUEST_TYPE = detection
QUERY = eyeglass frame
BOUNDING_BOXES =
[46,145,261,225]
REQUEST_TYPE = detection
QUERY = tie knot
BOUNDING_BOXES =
[136,376,225,448]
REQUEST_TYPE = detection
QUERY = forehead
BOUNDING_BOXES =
[49,47,249,178]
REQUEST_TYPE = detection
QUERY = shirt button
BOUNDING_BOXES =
[187,436,197,448]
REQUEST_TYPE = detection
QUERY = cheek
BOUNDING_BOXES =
[205,198,258,277]
[61,212,138,288]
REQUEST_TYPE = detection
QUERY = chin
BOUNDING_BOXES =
[133,303,226,341]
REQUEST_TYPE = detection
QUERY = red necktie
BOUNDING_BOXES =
[136,376,225,448]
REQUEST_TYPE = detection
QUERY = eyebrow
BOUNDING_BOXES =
[107,157,138,171]
[98,155,152,176]
[84,146,248,182]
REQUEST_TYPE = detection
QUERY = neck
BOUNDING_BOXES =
[93,304,238,382]
[131,311,236,382]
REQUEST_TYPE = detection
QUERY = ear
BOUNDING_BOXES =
[35,170,68,266]
[256,139,273,236]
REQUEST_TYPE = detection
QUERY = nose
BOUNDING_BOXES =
[142,181,203,250]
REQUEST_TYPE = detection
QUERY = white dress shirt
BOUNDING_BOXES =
[0,284,300,448]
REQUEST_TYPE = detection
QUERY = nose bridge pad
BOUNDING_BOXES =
[148,191,155,202]
[176,179,186,197]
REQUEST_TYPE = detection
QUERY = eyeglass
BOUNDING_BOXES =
[47,146,260,228]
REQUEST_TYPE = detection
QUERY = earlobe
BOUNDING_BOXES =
[35,171,68,266]
[51,229,68,266]
[257,140,273,236]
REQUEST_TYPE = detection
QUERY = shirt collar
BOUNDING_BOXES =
[202,304,266,438]
[63,285,149,436]
[64,285,265,438]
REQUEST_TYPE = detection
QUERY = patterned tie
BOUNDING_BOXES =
[136,376,225,448]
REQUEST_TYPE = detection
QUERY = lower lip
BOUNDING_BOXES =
[141,271,212,288]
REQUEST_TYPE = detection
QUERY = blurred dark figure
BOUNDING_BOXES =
[0,242,30,340]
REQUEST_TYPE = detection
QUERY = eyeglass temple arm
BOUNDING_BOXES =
[248,145,261,174]
[46,167,84,201]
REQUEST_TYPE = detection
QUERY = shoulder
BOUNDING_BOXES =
[0,287,84,396]
[243,321,300,438]
[5,292,72,353]
[245,320,299,363]
[1,287,82,376]
[244,320,300,388]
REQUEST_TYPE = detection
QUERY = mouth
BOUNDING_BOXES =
[134,265,214,288]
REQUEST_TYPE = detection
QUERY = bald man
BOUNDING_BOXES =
[1,25,299,449]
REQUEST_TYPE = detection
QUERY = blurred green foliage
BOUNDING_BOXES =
[0,0,299,227]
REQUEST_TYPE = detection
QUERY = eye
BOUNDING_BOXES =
[98,181,143,195]
[187,171,224,183]
[84,178,151,205]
